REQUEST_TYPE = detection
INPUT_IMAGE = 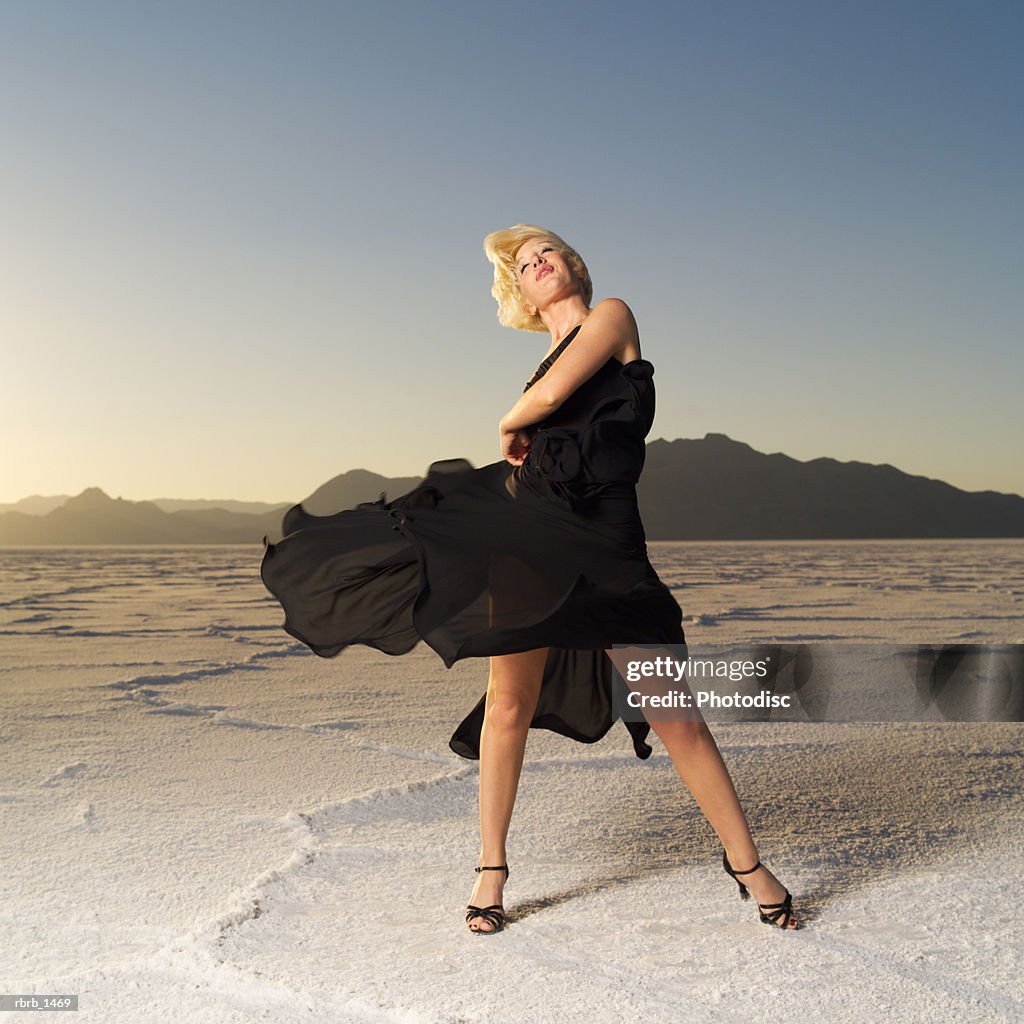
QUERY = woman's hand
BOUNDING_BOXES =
[500,419,532,466]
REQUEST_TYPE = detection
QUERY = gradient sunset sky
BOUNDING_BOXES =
[2,1,1021,504]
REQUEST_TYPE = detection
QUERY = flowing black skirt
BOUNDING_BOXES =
[261,457,686,760]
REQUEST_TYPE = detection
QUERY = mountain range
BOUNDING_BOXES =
[1,433,1021,544]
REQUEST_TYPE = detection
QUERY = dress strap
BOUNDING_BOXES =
[524,324,583,392]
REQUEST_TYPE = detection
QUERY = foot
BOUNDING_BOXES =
[466,864,507,933]
[724,853,800,929]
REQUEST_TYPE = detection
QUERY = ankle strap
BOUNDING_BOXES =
[476,864,509,877]
[729,859,762,875]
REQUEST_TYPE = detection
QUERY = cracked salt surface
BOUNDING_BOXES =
[1,542,1022,1023]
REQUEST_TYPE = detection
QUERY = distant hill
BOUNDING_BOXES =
[1,437,1021,545]
[0,494,71,515]
[149,498,292,515]
[302,468,423,515]
[0,494,291,516]
[0,469,421,546]
[638,434,1024,539]
[0,488,285,545]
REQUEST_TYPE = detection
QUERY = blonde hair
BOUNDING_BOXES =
[483,224,593,332]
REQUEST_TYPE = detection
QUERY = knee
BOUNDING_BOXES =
[649,717,712,748]
[484,691,536,733]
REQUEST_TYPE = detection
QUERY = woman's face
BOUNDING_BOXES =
[513,238,581,314]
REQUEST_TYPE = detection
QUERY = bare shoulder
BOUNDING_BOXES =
[586,297,641,363]
[590,297,635,323]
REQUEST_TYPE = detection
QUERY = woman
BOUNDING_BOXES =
[260,224,800,935]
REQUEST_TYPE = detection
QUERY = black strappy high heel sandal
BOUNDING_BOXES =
[465,864,509,934]
[722,851,799,929]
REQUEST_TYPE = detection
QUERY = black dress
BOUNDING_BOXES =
[260,325,687,760]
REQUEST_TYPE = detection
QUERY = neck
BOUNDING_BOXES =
[537,297,592,345]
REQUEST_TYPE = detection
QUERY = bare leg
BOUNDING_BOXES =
[606,649,799,928]
[466,646,549,932]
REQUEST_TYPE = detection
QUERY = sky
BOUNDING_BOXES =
[1,0,1021,504]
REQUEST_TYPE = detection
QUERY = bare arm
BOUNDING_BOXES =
[501,298,637,432]
[499,299,638,464]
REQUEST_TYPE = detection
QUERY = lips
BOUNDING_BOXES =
[536,265,553,281]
